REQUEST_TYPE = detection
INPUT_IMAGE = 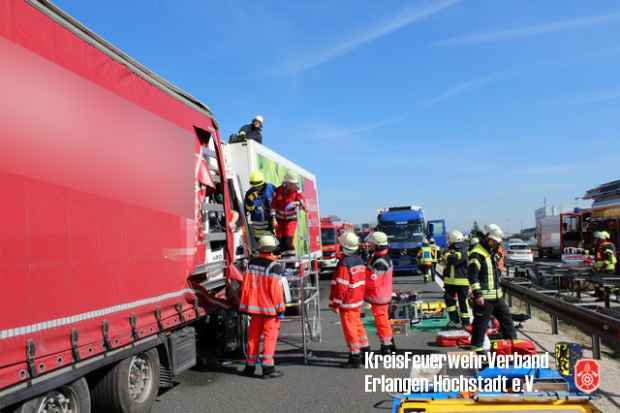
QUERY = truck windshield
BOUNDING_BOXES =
[321,228,337,245]
[379,221,425,242]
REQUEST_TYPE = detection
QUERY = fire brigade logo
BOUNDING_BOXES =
[574,359,601,393]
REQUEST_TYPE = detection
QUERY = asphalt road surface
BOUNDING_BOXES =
[151,274,444,413]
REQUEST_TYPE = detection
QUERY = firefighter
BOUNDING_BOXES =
[231,115,264,144]
[272,172,306,256]
[593,231,617,273]
[365,231,395,354]
[417,239,434,283]
[239,235,285,379]
[468,224,516,354]
[244,170,276,248]
[442,230,471,328]
[430,238,441,278]
[330,232,368,368]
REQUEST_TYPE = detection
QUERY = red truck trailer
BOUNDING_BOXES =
[0,1,241,411]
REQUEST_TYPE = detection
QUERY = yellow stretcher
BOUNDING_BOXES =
[395,395,601,413]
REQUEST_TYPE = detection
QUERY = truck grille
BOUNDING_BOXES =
[389,247,420,258]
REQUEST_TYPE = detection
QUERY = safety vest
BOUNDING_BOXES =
[239,254,285,316]
[430,245,440,263]
[272,185,306,221]
[468,244,503,300]
[365,250,393,304]
[444,242,469,286]
[418,246,434,266]
[595,241,617,273]
[244,183,275,231]
[329,254,366,310]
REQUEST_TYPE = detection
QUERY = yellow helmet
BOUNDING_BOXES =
[601,231,611,240]
[249,170,265,187]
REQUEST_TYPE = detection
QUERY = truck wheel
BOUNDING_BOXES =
[9,377,90,413]
[90,348,160,413]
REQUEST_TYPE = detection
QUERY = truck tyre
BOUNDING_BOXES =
[90,348,160,413]
[9,377,90,413]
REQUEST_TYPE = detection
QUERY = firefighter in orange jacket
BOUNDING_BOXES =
[271,172,306,256]
[330,231,368,368]
[365,231,395,354]
[239,235,285,379]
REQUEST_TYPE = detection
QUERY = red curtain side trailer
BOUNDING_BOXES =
[0,1,235,411]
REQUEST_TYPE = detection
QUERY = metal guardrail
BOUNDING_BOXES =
[503,261,620,359]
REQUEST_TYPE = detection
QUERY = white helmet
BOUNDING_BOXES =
[448,230,465,244]
[470,236,480,246]
[593,231,603,240]
[338,231,359,254]
[258,234,278,252]
[284,172,298,185]
[485,223,504,243]
[367,231,388,247]
[254,115,264,124]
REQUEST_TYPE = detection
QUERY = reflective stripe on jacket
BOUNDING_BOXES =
[365,249,393,304]
[239,255,285,316]
[272,185,306,221]
[418,246,434,266]
[330,254,366,309]
[595,241,617,272]
[244,183,276,227]
[468,243,502,300]
[444,242,469,286]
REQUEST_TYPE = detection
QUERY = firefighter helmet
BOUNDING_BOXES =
[258,234,278,252]
[485,224,504,243]
[254,115,264,124]
[249,170,265,187]
[338,231,359,254]
[284,172,298,185]
[367,231,388,247]
[448,230,465,244]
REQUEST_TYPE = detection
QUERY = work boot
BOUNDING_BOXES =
[446,320,460,330]
[262,366,283,379]
[341,353,362,369]
[240,365,256,377]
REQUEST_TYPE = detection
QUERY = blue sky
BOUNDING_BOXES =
[54,0,620,234]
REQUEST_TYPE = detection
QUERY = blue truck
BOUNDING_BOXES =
[376,206,446,273]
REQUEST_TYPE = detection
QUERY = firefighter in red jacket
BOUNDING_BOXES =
[272,172,306,256]
[365,231,396,354]
[239,235,285,379]
[330,231,368,368]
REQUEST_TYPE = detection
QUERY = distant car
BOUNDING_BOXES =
[505,241,534,262]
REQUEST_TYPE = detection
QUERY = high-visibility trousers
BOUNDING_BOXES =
[370,304,393,345]
[339,308,369,353]
[246,315,281,367]
[444,285,471,325]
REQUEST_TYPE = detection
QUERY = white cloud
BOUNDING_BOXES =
[435,11,620,47]
[282,0,461,74]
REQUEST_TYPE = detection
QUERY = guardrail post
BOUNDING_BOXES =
[551,314,558,335]
[592,335,601,360]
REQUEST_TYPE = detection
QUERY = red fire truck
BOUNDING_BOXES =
[560,180,620,271]
[318,217,353,274]
[0,1,246,411]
